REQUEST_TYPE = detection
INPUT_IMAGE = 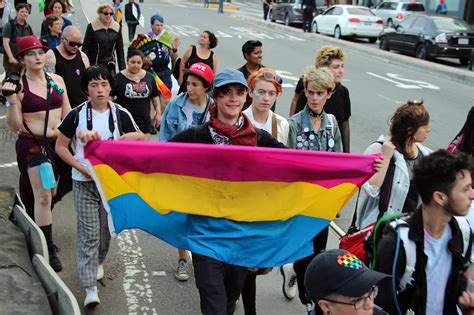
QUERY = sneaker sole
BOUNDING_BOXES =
[280,266,295,300]
[84,300,100,308]
[175,274,190,281]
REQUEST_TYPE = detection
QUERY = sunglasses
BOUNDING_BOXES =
[102,12,114,16]
[259,71,283,85]
[65,38,83,47]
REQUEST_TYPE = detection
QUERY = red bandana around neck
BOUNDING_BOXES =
[208,105,257,146]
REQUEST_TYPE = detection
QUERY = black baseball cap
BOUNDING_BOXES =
[304,249,390,302]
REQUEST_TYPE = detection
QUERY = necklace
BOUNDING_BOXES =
[308,109,324,119]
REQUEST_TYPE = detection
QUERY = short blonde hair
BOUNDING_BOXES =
[315,45,346,68]
[303,67,335,92]
[97,4,113,14]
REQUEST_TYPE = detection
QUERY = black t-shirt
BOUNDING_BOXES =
[294,78,351,126]
[114,71,160,132]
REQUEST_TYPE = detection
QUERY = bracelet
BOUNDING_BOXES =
[5,101,16,107]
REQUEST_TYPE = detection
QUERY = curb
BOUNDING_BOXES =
[230,14,474,85]
[208,4,240,10]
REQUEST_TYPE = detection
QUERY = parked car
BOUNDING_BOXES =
[312,5,384,42]
[378,15,474,65]
[372,1,425,27]
[269,0,325,26]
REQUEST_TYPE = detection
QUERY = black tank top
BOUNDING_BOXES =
[185,45,214,69]
[53,48,88,108]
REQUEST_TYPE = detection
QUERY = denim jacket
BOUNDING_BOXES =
[287,105,342,152]
[160,93,211,142]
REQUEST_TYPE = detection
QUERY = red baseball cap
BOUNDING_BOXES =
[183,62,214,85]
[15,36,48,58]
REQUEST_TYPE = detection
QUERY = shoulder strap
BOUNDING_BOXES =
[271,113,277,139]
[114,104,123,136]
[389,220,416,291]
[453,216,472,260]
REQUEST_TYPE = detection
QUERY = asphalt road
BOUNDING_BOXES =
[0,0,473,314]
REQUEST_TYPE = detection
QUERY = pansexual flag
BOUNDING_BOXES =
[85,141,376,267]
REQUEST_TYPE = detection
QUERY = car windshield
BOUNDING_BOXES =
[433,18,473,31]
[402,3,425,11]
[347,7,375,15]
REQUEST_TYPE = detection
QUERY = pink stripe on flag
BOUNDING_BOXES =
[85,141,377,188]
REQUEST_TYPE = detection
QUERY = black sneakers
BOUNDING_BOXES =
[49,244,63,272]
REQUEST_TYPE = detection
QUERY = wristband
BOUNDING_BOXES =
[5,101,16,107]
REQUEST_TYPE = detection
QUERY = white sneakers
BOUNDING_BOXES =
[97,264,104,281]
[84,286,100,308]
[280,263,298,300]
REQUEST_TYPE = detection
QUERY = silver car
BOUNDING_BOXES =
[372,1,425,27]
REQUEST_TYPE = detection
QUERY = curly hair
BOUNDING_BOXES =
[390,100,430,158]
[315,45,346,68]
[414,150,472,204]
[303,67,335,92]
[97,4,114,15]
[247,67,282,95]
[203,31,218,49]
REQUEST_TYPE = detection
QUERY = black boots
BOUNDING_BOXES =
[40,224,63,272]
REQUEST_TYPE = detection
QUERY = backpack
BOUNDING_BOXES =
[390,216,472,291]
[72,102,124,136]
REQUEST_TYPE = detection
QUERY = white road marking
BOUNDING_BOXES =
[152,271,167,276]
[377,94,403,104]
[366,72,422,89]
[172,3,187,7]
[118,230,157,315]
[0,162,18,168]
[0,115,5,120]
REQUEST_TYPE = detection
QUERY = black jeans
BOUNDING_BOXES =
[242,272,258,315]
[302,6,314,32]
[127,23,138,42]
[293,226,329,304]
[193,253,248,315]
[263,3,270,20]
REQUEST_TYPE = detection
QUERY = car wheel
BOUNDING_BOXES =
[312,21,318,33]
[387,18,393,28]
[379,38,389,50]
[415,44,428,60]
[459,57,469,66]
[284,14,290,26]
[334,26,342,39]
[368,37,377,44]
[269,10,275,22]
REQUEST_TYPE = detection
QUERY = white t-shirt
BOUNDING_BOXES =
[252,113,272,134]
[183,99,206,128]
[424,225,453,315]
[58,102,139,182]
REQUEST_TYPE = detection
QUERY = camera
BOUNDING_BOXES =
[2,72,22,96]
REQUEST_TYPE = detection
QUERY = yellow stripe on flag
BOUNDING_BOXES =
[93,164,357,222]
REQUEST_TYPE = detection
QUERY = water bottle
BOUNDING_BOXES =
[39,161,57,189]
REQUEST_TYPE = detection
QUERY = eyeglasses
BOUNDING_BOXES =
[322,285,378,310]
[64,38,83,47]
[102,12,114,16]
[259,71,283,85]
[24,50,46,57]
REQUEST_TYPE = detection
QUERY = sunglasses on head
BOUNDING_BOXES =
[260,71,283,85]
[65,38,82,47]
[102,11,114,16]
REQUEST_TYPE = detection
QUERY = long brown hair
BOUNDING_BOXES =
[390,100,430,158]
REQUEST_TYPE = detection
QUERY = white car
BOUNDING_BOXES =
[312,5,384,43]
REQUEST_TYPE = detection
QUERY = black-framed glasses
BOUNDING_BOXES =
[259,71,283,85]
[102,11,114,16]
[322,285,378,310]
[64,38,83,47]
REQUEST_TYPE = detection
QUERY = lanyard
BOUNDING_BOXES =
[86,101,116,139]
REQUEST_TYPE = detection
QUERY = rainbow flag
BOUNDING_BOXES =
[85,141,377,267]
